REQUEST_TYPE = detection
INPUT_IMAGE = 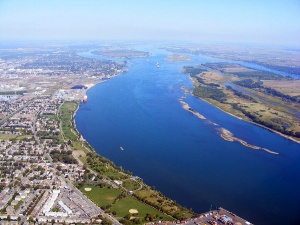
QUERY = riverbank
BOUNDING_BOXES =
[70,75,196,223]
[75,48,300,224]
[179,96,279,155]
[184,73,300,145]
[199,94,300,145]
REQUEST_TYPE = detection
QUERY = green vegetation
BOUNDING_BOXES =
[0,91,27,95]
[50,150,77,164]
[233,79,263,88]
[231,70,281,80]
[80,185,173,224]
[80,185,122,207]
[122,180,140,191]
[58,101,80,141]
[182,66,206,76]
[134,189,194,220]
[193,86,226,103]
[112,196,172,220]
[183,64,300,140]
[14,200,23,211]
[226,86,257,102]
[77,150,195,223]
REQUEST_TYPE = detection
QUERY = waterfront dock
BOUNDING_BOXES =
[154,207,253,225]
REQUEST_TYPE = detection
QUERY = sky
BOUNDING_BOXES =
[0,0,299,46]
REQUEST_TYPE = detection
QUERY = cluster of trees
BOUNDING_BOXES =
[119,212,164,225]
[232,71,282,80]
[193,86,227,103]
[85,152,128,177]
[234,79,299,102]
[230,103,300,138]
[182,66,207,76]
[263,87,299,102]
[50,150,77,164]
[23,190,44,216]
[133,192,192,220]
[233,79,263,88]
[226,86,257,102]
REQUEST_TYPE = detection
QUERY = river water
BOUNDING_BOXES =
[75,47,300,224]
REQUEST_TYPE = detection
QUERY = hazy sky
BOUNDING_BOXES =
[0,0,299,46]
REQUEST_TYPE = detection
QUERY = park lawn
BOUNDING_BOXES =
[103,171,125,180]
[0,134,17,140]
[60,102,77,113]
[122,180,140,191]
[59,102,79,139]
[111,196,172,221]
[57,134,64,143]
[80,185,121,207]
[62,126,78,141]
[135,190,153,199]
[17,135,33,140]
[40,114,58,121]
[79,156,87,165]
[71,141,84,151]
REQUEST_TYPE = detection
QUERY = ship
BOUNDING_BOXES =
[120,147,124,151]
[83,95,88,103]
[156,62,159,68]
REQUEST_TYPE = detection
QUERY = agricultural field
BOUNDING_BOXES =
[263,80,300,96]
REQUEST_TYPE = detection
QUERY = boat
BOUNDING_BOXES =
[83,95,88,103]
[120,147,124,151]
[156,62,159,68]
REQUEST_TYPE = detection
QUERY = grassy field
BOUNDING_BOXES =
[122,180,140,191]
[0,134,17,140]
[263,80,300,96]
[80,185,122,207]
[39,114,58,121]
[59,101,79,141]
[0,134,33,140]
[111,196,172,221]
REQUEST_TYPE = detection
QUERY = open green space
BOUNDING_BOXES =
[103,171,125,180]
[0,134,17,140]
[80,185,122,207]
[122,180,140,191]
[111,195,172,221]
[70,141,85,151]
[39,114,58,121]
[0,134,33,140]
[59,101,80,141]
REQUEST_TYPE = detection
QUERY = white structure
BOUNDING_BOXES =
[45,212,68,217]
[58,200,72,215]
[42,190,60,214]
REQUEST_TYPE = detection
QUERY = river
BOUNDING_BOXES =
[75,46,300,224]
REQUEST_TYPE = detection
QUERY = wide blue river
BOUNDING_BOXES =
[75,47,300,224]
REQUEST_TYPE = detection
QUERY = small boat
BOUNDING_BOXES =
[120,147,124,151]
[156,62,159,68]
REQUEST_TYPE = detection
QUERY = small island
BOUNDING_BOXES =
[92,49,150,58]
[166,54,191,62]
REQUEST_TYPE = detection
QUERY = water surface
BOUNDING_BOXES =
[75,48,300,225]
